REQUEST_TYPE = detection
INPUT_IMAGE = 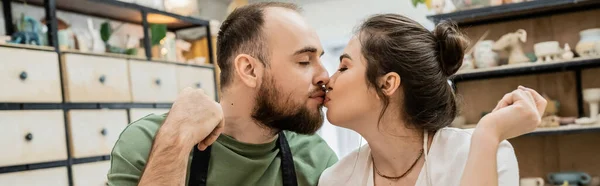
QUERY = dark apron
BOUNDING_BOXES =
[187,131,298,186]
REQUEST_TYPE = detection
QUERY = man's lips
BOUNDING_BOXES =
[310,91,326,103]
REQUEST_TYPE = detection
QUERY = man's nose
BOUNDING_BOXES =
[314,63,330,87]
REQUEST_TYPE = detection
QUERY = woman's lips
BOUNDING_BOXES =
[324,96,331,105]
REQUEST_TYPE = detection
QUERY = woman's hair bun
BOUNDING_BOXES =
[432,20,470,76]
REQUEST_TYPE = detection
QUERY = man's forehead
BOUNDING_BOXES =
[262,7,323,55]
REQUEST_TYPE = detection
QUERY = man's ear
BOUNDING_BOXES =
[378,72,401,96]
[233,54,264,88]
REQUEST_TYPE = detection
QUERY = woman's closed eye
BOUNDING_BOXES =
[338,66,348,72]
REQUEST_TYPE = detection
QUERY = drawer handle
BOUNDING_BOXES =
[99,75,106,84]
[155,79,161,86]
[195,82,202,88]
[101,128,107,136]
[19,71,28,81]
[25,133,33,142]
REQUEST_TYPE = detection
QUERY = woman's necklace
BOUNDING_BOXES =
[372,149,424,180]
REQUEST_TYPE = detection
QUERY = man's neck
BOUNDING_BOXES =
[219,99,279,144]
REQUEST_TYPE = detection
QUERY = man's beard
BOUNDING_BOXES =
[251,77,324,135]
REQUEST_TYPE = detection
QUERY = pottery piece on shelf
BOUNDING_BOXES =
[534,41,561,62]
[492,29,530,65]
[584,88,600,120]
[562,43,574,60]
[176,39,191,63]
[520,177,544,186]
[460,54,475,70]
[87,19,105,53]
[541,116,560,128]
[576,28,600,57]
[10,14,44,46]
[432,0,446,14]
[548,172,592,186]
[474,40,499,68]
[490,0,503,6]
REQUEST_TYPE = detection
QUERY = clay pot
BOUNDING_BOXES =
[474,40,499,68]
[576,28,600,57]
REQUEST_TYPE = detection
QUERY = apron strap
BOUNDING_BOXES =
[188,131,297,186]
[277,131,298,186]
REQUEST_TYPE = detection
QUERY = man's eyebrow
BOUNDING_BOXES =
[339,53,352,62]
[294,46,325,57]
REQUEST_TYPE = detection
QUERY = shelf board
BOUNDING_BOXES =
[459,123,600,136]
[17,0,209,30]
[62,49,147,60]
[61,50,214,69]
[72,155,110,165]
[0,43,55,51]
[0,103,172,110]
[0,160,68,174]
[452,57,600,82]
[427,0,600,26]
[151,58,215,69]
[526,123,600,136]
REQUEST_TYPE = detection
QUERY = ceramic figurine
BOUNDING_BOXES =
[87,19,105,53]
[584,88,600,121]
[176,39,191,63]
[534,41,561,63]
[576,28,600,57]
[490,0,503,6]
[432,0,446,14]
[474,40,499,68]
[540,116,560,128]
[520,177,544,186]
[492,29,530,65]
[10,14,43,46]
[562,43,574,60]
[548,172,592,186]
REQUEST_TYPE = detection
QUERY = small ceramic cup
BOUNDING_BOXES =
[520,177,544,186]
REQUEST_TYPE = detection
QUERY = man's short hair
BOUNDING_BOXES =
[216,2,300,88]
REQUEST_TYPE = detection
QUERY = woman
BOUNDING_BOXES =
[319,14,546,186]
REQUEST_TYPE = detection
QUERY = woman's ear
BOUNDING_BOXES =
[378,72,401,96]
[233,54,263,88]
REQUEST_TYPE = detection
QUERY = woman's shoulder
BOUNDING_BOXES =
[318,144,372,186]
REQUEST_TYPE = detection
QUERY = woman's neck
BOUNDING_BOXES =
[361,118,433,176]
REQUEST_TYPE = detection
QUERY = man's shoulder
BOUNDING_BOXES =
[282,130,334,153]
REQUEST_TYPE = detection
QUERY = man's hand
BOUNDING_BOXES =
[163,87,224,150]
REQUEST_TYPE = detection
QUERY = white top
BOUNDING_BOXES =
[318,127,519,186]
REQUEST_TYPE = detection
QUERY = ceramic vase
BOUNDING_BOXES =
[576,28,600,57]
[474,40,499,68]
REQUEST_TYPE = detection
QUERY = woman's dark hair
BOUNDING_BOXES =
[358,14,469,132]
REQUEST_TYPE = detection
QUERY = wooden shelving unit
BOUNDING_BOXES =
[429,0,600,179]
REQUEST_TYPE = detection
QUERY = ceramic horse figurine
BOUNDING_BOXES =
[10,14,43,45]
[492,29,530,65]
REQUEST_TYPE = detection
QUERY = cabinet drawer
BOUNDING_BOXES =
[0,110,67,167]
[72,161,110,186]
[68,109,128,158]
[129,108,170,123]
[129,60,178,103]
[177,66,216,101]
[62,54,132,102]
[0,47,62,102]
[0,167,68,186]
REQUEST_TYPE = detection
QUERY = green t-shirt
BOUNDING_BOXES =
[108,113,338,186]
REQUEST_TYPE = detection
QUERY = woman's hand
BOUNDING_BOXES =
[476,86,547,142]
[461,86,547,186]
